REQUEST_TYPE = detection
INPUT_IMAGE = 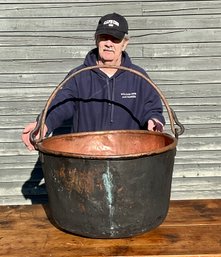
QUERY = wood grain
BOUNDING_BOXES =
[0,199,220,256]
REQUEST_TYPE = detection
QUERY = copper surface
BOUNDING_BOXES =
[37,130,177,159]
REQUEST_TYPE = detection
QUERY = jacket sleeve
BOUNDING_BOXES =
[45,76,77,134]
[141,79,165,126]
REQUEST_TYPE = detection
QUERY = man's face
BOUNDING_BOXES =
[96,34,128,64]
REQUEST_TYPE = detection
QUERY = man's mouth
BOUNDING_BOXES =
[104,49,114,52]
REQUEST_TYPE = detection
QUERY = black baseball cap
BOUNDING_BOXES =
[95,13,128,40]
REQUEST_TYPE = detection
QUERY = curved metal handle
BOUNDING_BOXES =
[31,65,185,145]
[29,111,43,148]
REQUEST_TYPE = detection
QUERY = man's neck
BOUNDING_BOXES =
[97,59,121,76]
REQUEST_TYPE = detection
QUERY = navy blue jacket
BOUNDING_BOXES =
[45,48,165,133]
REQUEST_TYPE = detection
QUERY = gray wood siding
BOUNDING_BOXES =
[0,1,221,205]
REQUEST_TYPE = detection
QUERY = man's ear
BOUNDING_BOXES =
[94,34,99,47]
[122,38,129,51]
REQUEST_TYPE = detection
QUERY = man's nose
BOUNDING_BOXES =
[105,39,113,46]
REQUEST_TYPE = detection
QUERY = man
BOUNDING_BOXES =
[22,12,165,150]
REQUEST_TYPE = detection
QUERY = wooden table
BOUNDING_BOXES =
[0,199,221,257]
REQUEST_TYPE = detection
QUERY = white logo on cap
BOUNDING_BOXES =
[103,20,119,27]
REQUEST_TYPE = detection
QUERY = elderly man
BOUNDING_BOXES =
[22,12,165,150]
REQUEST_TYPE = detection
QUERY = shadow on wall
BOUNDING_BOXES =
[21,158,48,204]
[21,125,72,204]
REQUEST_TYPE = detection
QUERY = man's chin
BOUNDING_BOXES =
[101,59,115,64]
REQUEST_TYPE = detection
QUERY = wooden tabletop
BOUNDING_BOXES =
[0,199,221,257]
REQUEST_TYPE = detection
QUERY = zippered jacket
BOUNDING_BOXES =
[45,48,165,134]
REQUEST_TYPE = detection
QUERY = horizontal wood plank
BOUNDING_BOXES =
[171,190,221,200]
[0,99,221,115]
[0,187,220,205]
[3,169,220,185]
[0,111,220,129]
[0,2,142,18]
[1,57,221,73]
[0,195,47,205]
[1,71,221,86]
[1,29,221,46]
[1,1,221,18]
[1,125,221,142]
[2,43,221,60]
[1,136,221,155]
[1,150,220,166]
[1,162,221,183]
[1,177,221,196]
[1,83,221,100]
[1,0,218,2]
[1,15,221,32]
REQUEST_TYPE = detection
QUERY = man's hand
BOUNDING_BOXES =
[147,118,164,132]
[22,122,48,151]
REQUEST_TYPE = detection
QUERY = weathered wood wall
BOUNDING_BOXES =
[0,0,221,205]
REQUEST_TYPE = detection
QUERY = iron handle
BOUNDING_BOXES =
[30,65,185,146]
